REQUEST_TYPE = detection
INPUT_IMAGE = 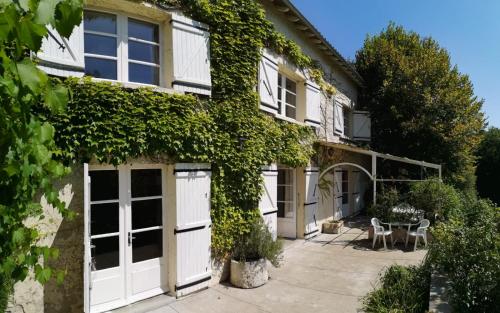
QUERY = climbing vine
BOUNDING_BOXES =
[42,0,336,259]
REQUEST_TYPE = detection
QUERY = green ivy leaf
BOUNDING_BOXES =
[44,84,68,112]
[54,0,82,38]
[12,229,25,244]
[16,18,47,51]
[0,5,18,42]
[35,265,52,284]
[39,122,55,143]
[16,59,48,92]
[35,0,61,25]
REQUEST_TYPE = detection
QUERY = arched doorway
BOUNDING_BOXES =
[318,162,374,219]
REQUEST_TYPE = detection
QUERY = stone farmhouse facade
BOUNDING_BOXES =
[8,1,440,312]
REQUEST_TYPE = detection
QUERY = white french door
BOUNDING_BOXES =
[87,164,167,313]
[277,167,296,238]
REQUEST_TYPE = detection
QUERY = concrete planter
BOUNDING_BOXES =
[230,258,268,288]
[322,220,344,234]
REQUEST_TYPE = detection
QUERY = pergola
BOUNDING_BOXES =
[319,143,442,204]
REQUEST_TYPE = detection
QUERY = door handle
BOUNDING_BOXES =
[128,232,136,246]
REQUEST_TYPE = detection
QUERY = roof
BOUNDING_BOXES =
[265,0,364,88]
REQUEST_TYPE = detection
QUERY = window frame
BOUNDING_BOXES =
[277,167,296,219]
[343,106,351,138]
[277,73,297,120]
[83,9,163,87]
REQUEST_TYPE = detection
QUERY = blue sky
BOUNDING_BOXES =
[291,0,500,128]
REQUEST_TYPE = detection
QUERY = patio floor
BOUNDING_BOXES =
[113,216,427,313]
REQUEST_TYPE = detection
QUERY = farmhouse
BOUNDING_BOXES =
[9,1,440,313]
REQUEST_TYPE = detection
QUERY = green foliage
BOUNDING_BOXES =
[476,127,500,205]
[232,216,283,267]
[39,77,216,164]
[362,264,430,313]
[0,0,82,292]
[429,199,499,312]
[408,179,462,223]
[368,187,401,221]
[0,272,12,313]
[355,23,485,191]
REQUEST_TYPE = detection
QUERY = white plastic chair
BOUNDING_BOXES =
[405,219,430,251]
[371,218,393,250]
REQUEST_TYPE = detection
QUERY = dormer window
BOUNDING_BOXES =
[84,10,160,85]
[277,73,297,119]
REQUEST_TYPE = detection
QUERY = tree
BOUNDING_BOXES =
[476,127,500,204]
[0,0,82,304]
[355,23,485,191]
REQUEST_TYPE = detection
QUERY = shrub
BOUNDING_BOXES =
[362,264,430,313]
[408,179,462,223]
[429,198,499,312]
[0,273,12,313]
[368,187,401,221]
[232,216,283,267]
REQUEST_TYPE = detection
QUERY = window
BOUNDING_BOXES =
[277,168,294,218]
[343,106,351,137]
[277,73,297,119]
[84,10,160,85]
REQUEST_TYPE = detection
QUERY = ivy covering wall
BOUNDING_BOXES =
[42,0,336,259]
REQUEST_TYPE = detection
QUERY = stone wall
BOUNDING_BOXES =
[8,166,84,313]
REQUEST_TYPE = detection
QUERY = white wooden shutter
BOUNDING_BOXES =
[334,171,343,220]
[83,163,91,313]
[334,101,344,135]
[353,111,371,141]
[304,167,319,239]
[38,24,85,77]
[259,164,278,240]
[173,163,212,297]
[304,80,321,127]
[259,50,279,114]
[171,13,211,96]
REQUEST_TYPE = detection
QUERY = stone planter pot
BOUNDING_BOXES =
[322,220,344,234]
[230,258,268,288]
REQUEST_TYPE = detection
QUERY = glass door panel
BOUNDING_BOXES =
[89,170,120,271]
[129,169,163,264]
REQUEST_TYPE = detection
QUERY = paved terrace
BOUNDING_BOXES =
[114,217,427,313]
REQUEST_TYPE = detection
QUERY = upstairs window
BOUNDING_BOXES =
[343,106,351,137]
[277,73,297,119]
[84,10,160,85]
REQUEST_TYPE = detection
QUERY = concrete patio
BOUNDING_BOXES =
[113,217,427,313]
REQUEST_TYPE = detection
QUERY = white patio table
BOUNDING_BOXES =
[388,221,412,246]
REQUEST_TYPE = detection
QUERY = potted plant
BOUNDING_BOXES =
[322,219,344,234]
[230,217,283,288]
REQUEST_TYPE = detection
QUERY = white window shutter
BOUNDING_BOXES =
[304,167,319,239]
[37,24,85,77]
[259,164,278,240]
[259,50,279,114]
[173,163,212,297]
[171,13,211,96]
[304,80,321,127]
[334,101,344,135]
[353,111,371,141]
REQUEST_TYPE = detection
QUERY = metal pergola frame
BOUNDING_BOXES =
[319,143,442,204]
